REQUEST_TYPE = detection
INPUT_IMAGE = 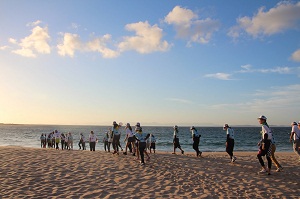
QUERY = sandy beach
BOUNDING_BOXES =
[0,146,299,198]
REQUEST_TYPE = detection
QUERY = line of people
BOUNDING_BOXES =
[40,131,74,150]
[39,115,300,171]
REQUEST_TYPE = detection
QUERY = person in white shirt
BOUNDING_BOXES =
[258,115,283,172]
[224,124,236,162]
[290,121,300,160]
[112,121,123,154]
[54,130,61,150]
[149,134,156,153]
[68,132,73,150]
[89,131,98,151]
[172,125,184,155]
[123,123,135,155]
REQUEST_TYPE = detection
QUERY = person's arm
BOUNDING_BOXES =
[290,132,295,142]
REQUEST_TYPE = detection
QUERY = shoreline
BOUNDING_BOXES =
[1,146,299,198]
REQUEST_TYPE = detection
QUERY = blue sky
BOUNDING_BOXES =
[0,0,300,126]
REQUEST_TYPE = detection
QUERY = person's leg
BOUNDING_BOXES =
[108,142,111,152]
[293,140,300,157]
[257,154,265,167]
[82,142,85,150]
[139,143,145,164]
[270,144,282,169]
[93,142,96,151]
[267,156,272,174]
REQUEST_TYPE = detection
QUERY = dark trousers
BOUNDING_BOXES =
[139,142,146,163]
[226,139,234,157]
[193,137,200,154]
[61,140,65,150]
[104,141,109,152]
[90,142,96,151]
[257,154,272,169]
[113,134,121,152]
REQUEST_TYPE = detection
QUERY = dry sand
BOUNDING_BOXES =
[0,146,299,198]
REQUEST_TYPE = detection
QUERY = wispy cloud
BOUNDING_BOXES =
[164,6,220,45]
[228,1,300,38]
[210,84,300,112]
[0,46,9,50]
[204,64,297,81]
[165,98,193,104]
[291,49,300,62]
[26,20,42,27]
[236,64,293,74]
[118,21,171,54]
[204,73,233,80]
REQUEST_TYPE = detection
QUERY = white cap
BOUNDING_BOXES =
[257,115,267,120]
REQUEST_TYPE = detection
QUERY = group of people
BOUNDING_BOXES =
[102,122,156,165]
[40,130,74,150]
[39,115,300,170]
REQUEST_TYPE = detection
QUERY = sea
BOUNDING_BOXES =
[0,124,293,152]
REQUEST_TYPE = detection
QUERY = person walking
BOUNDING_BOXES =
[190,126,202,157]
[112,121,122,154]
[68,132,73,150]
[257,132,272,175]
[223,124,236,162]
[172,125,184,154]
[54,130,61,150]
[89,131,98,151]
[61,133,66,150]
[134,127,150,165]
[149,134,156,153]
[290,121,300,161]
[257,115,283,172]
[123,123,135,155]
[79,133,86,150]
[40,134,46,148]
[103,131,109,152]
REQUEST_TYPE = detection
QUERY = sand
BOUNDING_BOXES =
[0,146,299,199]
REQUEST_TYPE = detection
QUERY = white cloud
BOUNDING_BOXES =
[86,34,119,58]
[58,33,119,58]
[164,6,220,45]
[8,38,17,44]
[57,33,81,57]
[204,73,233,80]
[12,26,51,57]
[27,20,42,27]
[118,21,170,54]
[165,98,193,104]
[291,49,300,62]
[12,48,36,58]
[0,46,8,50]
[229,2,300,38]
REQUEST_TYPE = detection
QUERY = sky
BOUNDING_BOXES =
[0,0,300,126]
